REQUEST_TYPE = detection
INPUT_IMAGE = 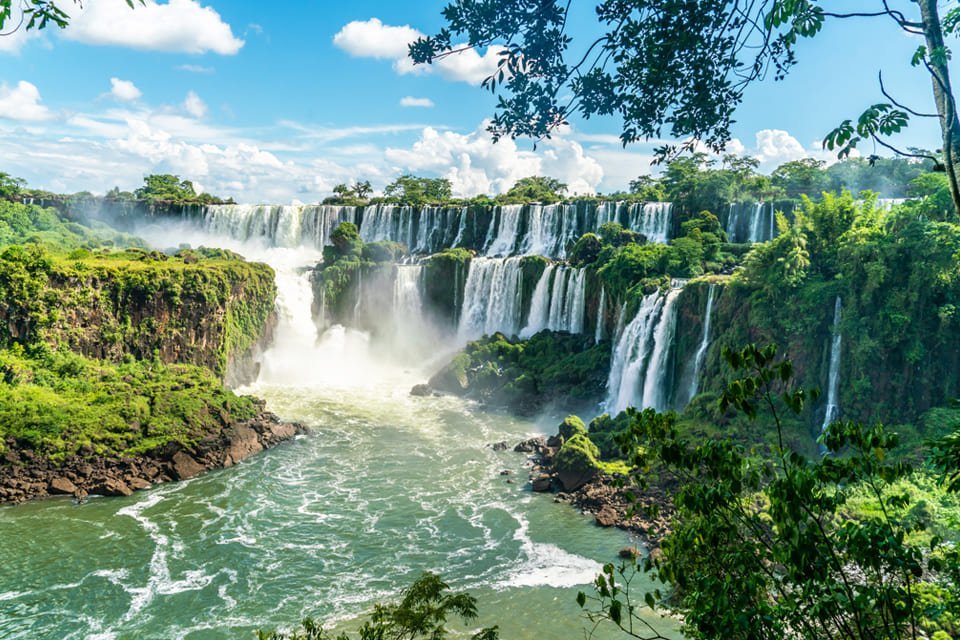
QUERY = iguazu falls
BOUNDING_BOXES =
[2,2,960,640]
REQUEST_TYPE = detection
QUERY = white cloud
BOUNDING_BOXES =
[177,64,215,74]
[110,78,142,102]
[729,129,841,172]
[333,17,421,59]
[0,81,54,121]
[400,96,434,108]
[334,17,503,85]
[384,121,603,197]
[64,0,244,55]
[183,91,208,118]
[0,6,39,54]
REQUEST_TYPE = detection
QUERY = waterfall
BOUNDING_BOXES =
[566,268,587,334]
[458,257,525,340]
[725,204,739,242]
[821,296,843,436]
[393,265,424,322]
[628,203,672,244]
[353,268,363,324]
[748,202,765,244]
[201,204,357,249]
[521,265,556,338]
[687,284,717,402]
[485,205,524,256]
[595,288,606,344]
[605,288,682,414]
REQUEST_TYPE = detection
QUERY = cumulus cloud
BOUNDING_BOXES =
[110,78,142,102]
[400,96,434,108]
[333,17,503,85]
[63,0,244,55]
[0,7,38,54]
[730,129,841,172]
[333,17,420,59]
[183,91,208,118]
[0,81,54,121]
[384,121,604,197]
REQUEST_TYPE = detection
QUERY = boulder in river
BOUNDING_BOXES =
[410,384,432,397]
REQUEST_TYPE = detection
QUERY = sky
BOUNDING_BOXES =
[0,0,951,203]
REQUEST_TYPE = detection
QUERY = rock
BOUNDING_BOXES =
[531,475,553,492]
[224,425,264,466]
[267,422,298,442]
[546,434,563,448]
[514,437,547,454]
[410,384,432,397]
[490,441,509,452]
[92,479,133,497]
[73,488,88,504]
[506,479,515,484]
[48,477,78,495]
[171,451,205,480]
[557,466,597,492]
[619,546,641,560]
[499,469,512,476]
[596,506,619,527]
[127,477,152,491]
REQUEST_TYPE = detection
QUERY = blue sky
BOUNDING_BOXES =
[0,0,949,202]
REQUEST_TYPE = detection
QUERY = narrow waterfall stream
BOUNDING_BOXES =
[821,296,843,436]
[687,284,717,403]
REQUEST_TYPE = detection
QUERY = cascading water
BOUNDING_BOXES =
[605,288,682,415]
[485,205,524,256]
[748,202,766,244]
[629,202,672,244]
[686,284,717,403]
[821,296,843,436]
[203,204,356,249]
[520,265,588,338]
[594,288,606,344]
[458,257,525,340]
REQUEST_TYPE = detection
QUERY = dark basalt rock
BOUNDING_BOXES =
[0,413,306,505]
[410,383,432,397]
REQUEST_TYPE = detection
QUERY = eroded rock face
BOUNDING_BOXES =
[0,413,306,505]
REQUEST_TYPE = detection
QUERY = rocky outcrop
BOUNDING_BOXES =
[0,411,305,505]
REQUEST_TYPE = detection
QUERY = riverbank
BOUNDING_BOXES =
[504,435,675,548]
[0,405,305,504]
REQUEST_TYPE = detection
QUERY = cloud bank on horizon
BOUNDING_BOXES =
[0,3,866,202]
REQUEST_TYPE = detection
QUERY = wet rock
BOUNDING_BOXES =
[92,479,133,497]
[531,475,553,492]
[127,477,152,491]
[514,437,547,454]
[546,434,563,448]
[410,384,432,397]
[619,546,640,560]
[490,441,509,452]
[170,451,205,480]
[224,425,264,466]
[267,422,298,442]
[499,469,512,476]
[48,477,78,496]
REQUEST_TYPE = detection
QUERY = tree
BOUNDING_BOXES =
[134,174,197,201]
[332,183,352,200]
[628,176,666,202]
[500,175,567,203]
[256,572,499,640]
[383,175,453,205]
[772,159,829,199]
[579,344,960,640]
[352,180,373,200]
[0,172,25,199]
[411,1,960,214]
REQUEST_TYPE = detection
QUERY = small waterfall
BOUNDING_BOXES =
[821,296,843,436]
[725,203,740,242]
[605,287,683,414]
[748,202,765,244]
[353,268,363,324]
[521,264,556,337]
[201,204,357,249]
[485,205,524,256]
[687,284,717,402]
[523,204,583,257]
[594,288,606,344]
[520,265,588,338]
[458,257,525,340]
[393,265,424,322]
[628,203,672,244]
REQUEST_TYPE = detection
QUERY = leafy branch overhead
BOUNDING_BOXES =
[413,0,960,214]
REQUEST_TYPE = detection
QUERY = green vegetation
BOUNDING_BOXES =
[498,176,567,203]
[413,0,960,213]
[382,175,454,206]
[256,573,498,640]
[133,174,231,205]
[0,345,258,463]
[579,345,960,640]
[428,331,610,413]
